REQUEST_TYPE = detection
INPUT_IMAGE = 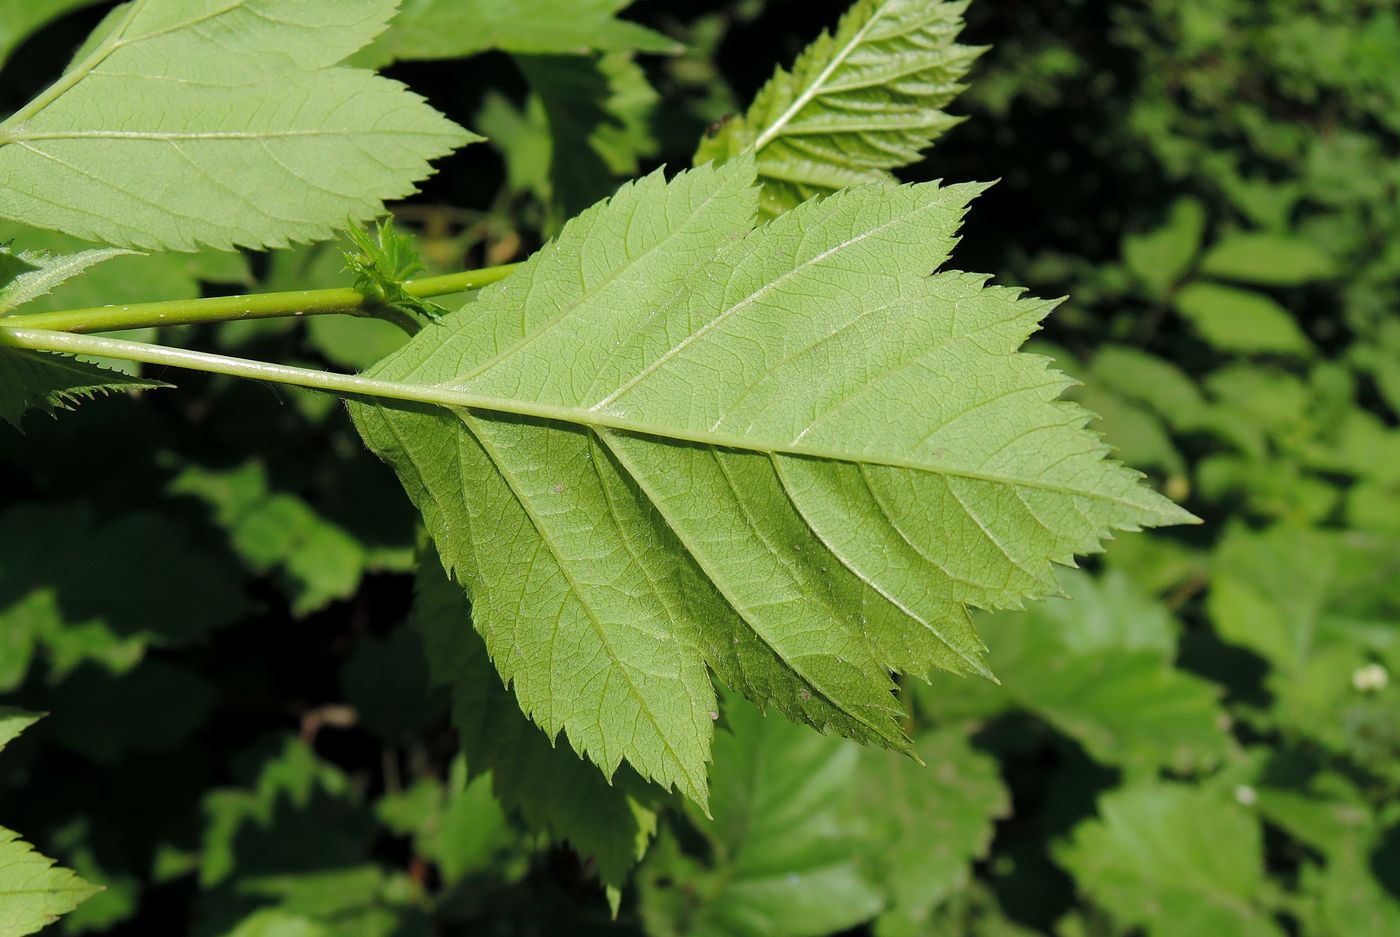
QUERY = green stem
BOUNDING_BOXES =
[0,327,1164,504]
[0,265,520,334]
[0,327,474,407]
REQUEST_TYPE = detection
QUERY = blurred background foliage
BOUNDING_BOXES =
[1,0,1398,935]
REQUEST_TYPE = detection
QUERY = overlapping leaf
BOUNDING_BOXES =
[0,242,134,314]
[641,697,1006,937]
[351,156,1190,805]
[1056,783,1285,937]
[0,346,167,430]
[696,0,981,216]
[412,552,658,896]
[0,0,106,68]
[918,569,1228,772]
[0,0,473,251]
[355,0,676,67]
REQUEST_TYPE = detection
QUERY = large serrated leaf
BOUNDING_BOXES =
[0,0,474,251]
[350,158,1191,804]
[412,551,658,893]
[697,0,981,217]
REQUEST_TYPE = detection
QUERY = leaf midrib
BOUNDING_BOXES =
[344,373,1161,512]
[458,411,707,799]
[750,0,890,152]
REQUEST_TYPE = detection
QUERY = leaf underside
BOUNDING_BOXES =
[0,346,168,429]
[350,157,1192,806]
[0,0,474,251]
[696,0,981,218]
[413,551,657,890]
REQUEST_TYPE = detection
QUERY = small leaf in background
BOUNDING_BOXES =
[476,92,554,207]
[1123,197,1206,298]
[1199,232,1338,285]
[0,0,474,251]
[1174,281,1314,354]
[854,729,1009,937]
[0,708,41,751]
[354,0,678,68]
[0,502,247,684]
[921,570,1228,773]
[1207,524,1400,761]
[698,0,981,217]
[0,245,135,314]
[642,695,884,937]
[517,51,662,226]
[376,762,516,885]
[170,463,370,618]
[1056,783,1284,937]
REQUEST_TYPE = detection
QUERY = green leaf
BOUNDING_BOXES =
[0,0,474,251]
[640,695,884,937]
[0,246,39,290]
[476,93,553,204]
[922,570,1228,772]
[218,910,329,937]
[198,738,372,889]
[1199,232,1339,285]
[1174,281,1313,354]
[854,729,1009,937]
[1090,345,1210,431]
[343,218,445,322]
[0,0,106,68]
[1300,838,1400,936]
[1122,197,1205,298]
[1055,782,1285,937]
[412,553,657,892]
[376,767,514,884]
[0,221,252,315]
[354,0,678,68]
[1207,524,1400,755]
[0,709,41,753]
[0,502,247,682]
[350,158,1191,804]
[517,52,661,225]
[169,462,370,617]
[696,0,980,217]
[0,827,101,937]
[646,715,1005,937]
[0,346,168,429]
[0,244,136,314]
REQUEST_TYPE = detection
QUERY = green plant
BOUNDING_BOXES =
[2,1,1395,936]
